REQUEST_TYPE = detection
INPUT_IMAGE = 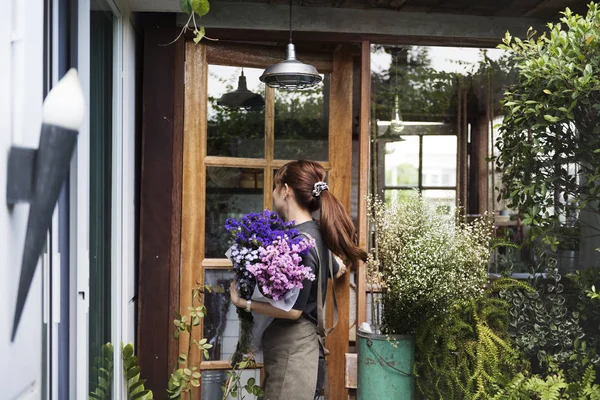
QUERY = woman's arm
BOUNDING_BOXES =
[229,281,302,320]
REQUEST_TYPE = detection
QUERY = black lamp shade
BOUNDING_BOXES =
[217,74,265,110]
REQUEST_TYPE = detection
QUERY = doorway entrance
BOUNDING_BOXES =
[178,40,356,399]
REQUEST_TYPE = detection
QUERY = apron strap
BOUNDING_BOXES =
[302,233,339,357]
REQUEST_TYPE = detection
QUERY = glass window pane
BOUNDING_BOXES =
[208,66,265,158]
[422,190,456,215]
[205,167,265,258]
[384,137,419,187]
[89,1,114,398]
[201,368,261,399]
[203,270,236,362]
[384,189,415,205]
[274,76,329,161]
[422,136,456,187]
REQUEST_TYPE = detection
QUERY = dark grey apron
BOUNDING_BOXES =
[261,236,338,400]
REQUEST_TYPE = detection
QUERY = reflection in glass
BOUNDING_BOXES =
[203,270,235,361]
[205,167,264,258]
[89,2,114,398]
[208,65,265,158]
[384,138,419,187]
[274,75,329,161]
[422,190,456,215]
[201,367,260,399]
[422,136,457,187]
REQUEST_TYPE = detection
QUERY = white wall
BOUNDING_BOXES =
[0,0,45,398]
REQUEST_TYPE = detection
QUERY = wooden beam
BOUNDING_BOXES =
[136,2,550,46]
[137,23,180,397]
[327,45,354,400]
[356,41,370,327]
[206,42,333,73]
[180,41,208,398]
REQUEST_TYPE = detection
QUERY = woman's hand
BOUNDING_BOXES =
[334,255,347,279]
[229,280,244,308]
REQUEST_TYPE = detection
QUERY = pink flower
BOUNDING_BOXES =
[246,235,316,300]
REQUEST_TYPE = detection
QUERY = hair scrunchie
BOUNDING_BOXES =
[312,181,329,197]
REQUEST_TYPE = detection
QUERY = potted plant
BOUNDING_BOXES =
[360,192,493,399]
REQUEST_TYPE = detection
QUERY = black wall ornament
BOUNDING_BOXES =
[7,68,85,341]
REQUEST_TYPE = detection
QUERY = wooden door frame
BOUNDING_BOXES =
[179,40,357,398]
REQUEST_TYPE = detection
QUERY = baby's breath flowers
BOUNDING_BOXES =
[367,192,493,334]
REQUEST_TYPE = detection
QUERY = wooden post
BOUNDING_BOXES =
[356,41,370,327]
[180,41,208,398]
[137,21,183,396]
[327,45,354,400]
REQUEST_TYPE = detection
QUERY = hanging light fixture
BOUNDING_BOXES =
[217,69,265,110]
[384,93,405,139]
[382,53,405,140]
[259,0,322,90]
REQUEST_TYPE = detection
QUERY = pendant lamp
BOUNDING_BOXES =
[217,69,265,110]
[385,93,405,140]
[259,0,322,90]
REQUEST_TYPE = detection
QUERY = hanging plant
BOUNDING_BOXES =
[167,0,217,45]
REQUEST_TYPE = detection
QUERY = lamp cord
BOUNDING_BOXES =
[289,0,293,43]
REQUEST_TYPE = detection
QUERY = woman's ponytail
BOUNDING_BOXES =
[319,189,367,267]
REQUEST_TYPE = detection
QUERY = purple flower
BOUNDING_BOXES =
[224,210,312,300]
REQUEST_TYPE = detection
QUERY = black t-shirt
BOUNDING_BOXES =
[291,220,339,324]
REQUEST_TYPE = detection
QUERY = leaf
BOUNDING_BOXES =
[122,344,134,360]
[193,27,205,44]
[179,0,192,15]
[131,390,151,400]
[543,89,552,94]
[127,366,142,380]
[543,115,559,123]
[191,0,210,16]
[128,380,147,394]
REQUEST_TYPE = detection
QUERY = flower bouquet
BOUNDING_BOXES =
[224,210,315,365]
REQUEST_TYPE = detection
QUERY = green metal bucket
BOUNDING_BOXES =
[357,331,415,400]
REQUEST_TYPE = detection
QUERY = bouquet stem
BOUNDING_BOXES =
[231,308,254,366]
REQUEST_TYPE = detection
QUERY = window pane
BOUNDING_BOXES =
[422,190,456,215]
[274,76,329,161]
[201,368,261,399]
[208,66,265,158]
[384,137,419,187]
[384,189,415,205]
[422,136,456,187]
[89,1,114,398]
[203,270,236,361]
[205,167,265,258]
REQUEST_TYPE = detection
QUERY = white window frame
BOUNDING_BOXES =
[73,0,136,397]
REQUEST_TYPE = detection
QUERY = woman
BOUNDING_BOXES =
[229,160,368,400]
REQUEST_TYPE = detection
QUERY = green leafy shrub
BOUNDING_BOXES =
[500,253,599,381]
[416,278,531,399]
[495,3,600,248]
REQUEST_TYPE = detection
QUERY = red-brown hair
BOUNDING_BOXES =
[274,160,367,267]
